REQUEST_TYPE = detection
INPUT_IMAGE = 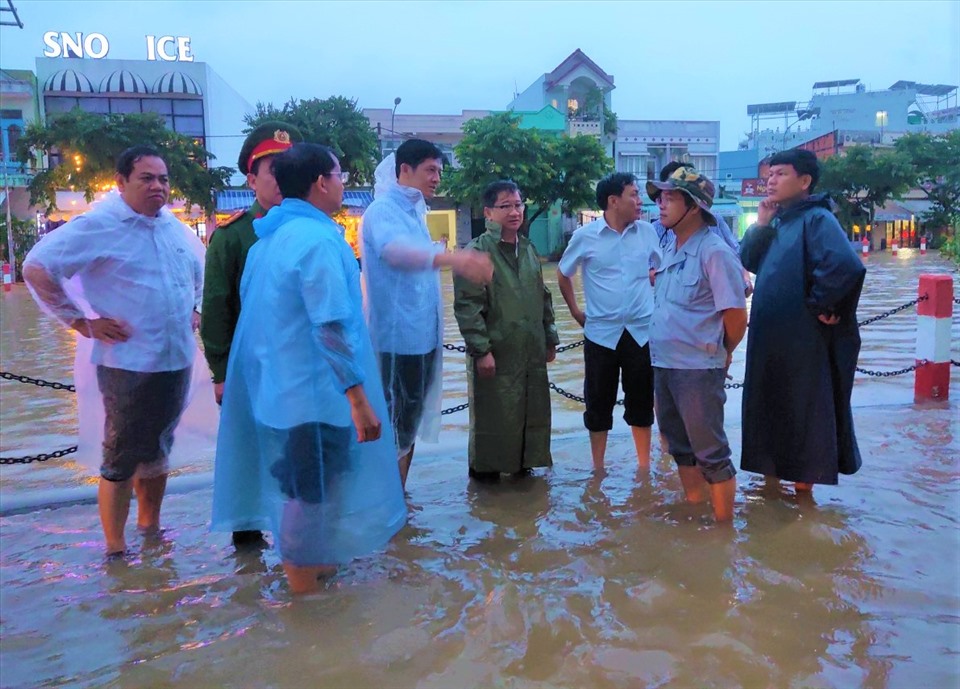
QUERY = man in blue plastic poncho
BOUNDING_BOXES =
[211,143,406,594]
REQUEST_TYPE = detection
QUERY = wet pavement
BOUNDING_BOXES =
[1,250,958,688]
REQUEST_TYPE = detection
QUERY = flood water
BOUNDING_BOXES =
[1,250,958,688]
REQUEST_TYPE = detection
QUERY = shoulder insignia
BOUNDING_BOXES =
[218,209,246,229]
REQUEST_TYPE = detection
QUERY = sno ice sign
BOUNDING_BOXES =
[42,32,195,62]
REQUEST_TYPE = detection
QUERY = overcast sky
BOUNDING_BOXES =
[2,0,958,150]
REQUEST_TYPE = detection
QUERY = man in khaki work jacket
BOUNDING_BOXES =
[453,180,560,483]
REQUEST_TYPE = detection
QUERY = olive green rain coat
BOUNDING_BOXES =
[453,222,560,473]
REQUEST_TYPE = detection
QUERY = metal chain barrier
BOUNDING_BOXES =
[1,290,951,460]
[856,360,925,377]
[0,445,78,465]
[858,294,928,328]
[0,371,76,392]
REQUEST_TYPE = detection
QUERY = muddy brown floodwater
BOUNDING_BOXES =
[1,250,957,688]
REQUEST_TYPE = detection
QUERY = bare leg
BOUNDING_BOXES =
[589,431,608,472]
[283,563,337,595]
[794,482,814,492]
[134,474,168,532]
[630,426,652,471]
[98,477,133,554]
[709,478,736,523]
[678,465,709,504]
[398,444,415,490]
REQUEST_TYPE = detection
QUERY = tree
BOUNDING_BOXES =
[442,112,611,229]
[0,214,37,281]
[245,96,381,186]
[580,84,618,136]
[818,145,914,230]
[15,109,232,213]
[894,130,960,232]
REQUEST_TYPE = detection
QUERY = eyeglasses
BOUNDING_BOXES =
[493,203,525,212]
[324,171,349,183]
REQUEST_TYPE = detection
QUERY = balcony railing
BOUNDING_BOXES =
[567,120,602,137]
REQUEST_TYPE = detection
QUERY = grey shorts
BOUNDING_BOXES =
[379,350,438,453]
[96,366,192,482]
[654,367,736,484]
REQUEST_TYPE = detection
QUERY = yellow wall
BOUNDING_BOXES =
[426,210,456,243]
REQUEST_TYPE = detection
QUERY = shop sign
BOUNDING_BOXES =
[42,32,194,62]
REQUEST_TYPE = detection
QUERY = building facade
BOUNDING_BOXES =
[35,56,253,186]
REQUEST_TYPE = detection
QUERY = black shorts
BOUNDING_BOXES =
[96,366,192,482]
[583,332,655,432]
[379,349,438,452]
[269,422,352,504]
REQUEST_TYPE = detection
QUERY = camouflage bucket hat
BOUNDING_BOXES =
[646,166,717,225]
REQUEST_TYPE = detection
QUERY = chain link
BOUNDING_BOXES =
[855,360,925,377]
[442,343,467,353]
[555,340,585,353]
[0,371,76,392]
[440,402,469,416]
[857,294,928,328]
[0,445,78,465]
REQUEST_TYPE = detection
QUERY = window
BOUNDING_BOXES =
[0,109,23,119]
[691,156,717,179]
[110,98,141,114]
[173,115,204,136]
[78,97,109,114]
[44,96,80,114]
[617,155,645,175]
[142,98,173,115]
[172,99,203,115]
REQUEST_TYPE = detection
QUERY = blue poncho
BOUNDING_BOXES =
[211,198,406,565]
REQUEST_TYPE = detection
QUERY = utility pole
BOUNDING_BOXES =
[1,1,24,282]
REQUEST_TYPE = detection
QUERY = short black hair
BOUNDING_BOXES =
[116,146,163,178]
[659,161,693,182]
[596,172,637,210]
[769,149,820,192]
[482,180,521,208]
[395,138,444,177]
[272,143,336,200]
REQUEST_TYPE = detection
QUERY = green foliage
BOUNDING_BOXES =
[939,230,960,266]
[245,96,380,186]
[894,130,960,231]
[818,145,914,228]
[15,109,232,213]
[442,112,611,228]
[0,214,38,281]
[580,84,618,136]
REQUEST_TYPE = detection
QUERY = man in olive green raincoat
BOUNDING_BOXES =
[453,180,560,481]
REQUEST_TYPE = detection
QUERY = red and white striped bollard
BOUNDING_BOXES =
[861,237,869,259]
[920,237,927,255]
[891,238,899,256]
[2,262,11,293]
[914,274,953,403]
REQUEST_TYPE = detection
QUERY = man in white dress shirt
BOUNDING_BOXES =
[23,146,203,557]
[557,173,661,472]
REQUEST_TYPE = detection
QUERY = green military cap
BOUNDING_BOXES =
[238,121,304,175]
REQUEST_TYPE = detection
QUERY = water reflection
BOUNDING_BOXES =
[0,254,958,688]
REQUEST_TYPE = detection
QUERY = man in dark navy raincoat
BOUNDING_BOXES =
[739,149,866,491]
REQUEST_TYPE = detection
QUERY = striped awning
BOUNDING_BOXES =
[215,189,374,212]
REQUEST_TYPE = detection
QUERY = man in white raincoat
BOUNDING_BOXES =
[23,145,212,557]
[360,139,493,488]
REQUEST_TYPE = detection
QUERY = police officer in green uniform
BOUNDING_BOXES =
[201,122,302,547]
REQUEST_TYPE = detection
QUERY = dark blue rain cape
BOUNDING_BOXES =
[211,198,406,565]
[739,194,866,484]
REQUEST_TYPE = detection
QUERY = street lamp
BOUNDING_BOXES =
[391,96,401,153]
[875,110,888,145]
